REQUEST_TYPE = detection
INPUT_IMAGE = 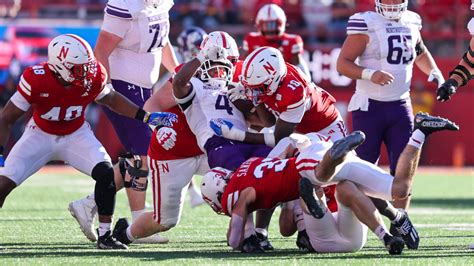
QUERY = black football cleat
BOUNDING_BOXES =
[391,210,419,249]
[97,229,128,250]
[112,218,133,245]
[299,178,325,219]
[255,232,274,251]
[296,230,313,251]
[414,112,459,136]
[383,235,405,255]
[242,234,265,253]
[329,131,365,162]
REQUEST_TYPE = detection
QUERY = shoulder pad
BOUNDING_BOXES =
[468,18,474,36]
[405,10,422,30]
[105,0,132,19]
[347,12,371,35]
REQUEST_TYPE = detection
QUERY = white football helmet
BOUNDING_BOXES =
[256,4,286,38]
[375,0,408,20]
[200,167,233,214]
[199,31,238,89]
[177,26,208,62]
[47,34,97,89]
[241,46,287,103]
[200,31,239,63]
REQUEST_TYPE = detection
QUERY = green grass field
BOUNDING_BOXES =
[0,166,473,265]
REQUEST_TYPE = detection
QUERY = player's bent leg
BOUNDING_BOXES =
[0,176,16,207]
[336,181,404,255]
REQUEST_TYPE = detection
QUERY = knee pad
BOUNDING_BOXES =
[92,161,115,188]
[118,153,148,192]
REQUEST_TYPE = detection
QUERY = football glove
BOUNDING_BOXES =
[210,118,245,141]
[436,79,458,102]
[156,127,177,150]
[145,112,178,127]
[227,82,247,102]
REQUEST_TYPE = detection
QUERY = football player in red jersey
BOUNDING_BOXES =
[0,34,177,249]
[242,4,310,78]
[211,46,344,245]
[201,112,458,254]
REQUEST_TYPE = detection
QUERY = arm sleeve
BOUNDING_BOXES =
[10,91,31,111]
[17,72,33,102]
[346,13,369,35]
[101,13,131,39]
[279,99,307,124]
[173,77,199,111]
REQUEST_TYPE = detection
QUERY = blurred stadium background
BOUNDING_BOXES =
[0,0,472,167]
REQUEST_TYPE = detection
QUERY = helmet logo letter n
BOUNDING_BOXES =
[263,61,275,75]
[57,46,69,61]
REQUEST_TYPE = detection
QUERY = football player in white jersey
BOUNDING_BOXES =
[336,0,444,241]
[437,1,474,102]
[172,32,272,172]
[68,0,178,244]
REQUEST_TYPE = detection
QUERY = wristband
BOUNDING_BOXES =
[263,133,276,147]
[361,69,377,81]
[135,108,149,122]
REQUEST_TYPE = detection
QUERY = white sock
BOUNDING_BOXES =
[98,222,111,237]
[255,227,267,237]
[293,203,306,232]
[408,129,426,149]
[131,209,145,223]
[126,226,136,241]
[374,224,389,241]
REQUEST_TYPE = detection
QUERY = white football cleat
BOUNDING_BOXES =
[68,195,98,242]
[134,233,169,244]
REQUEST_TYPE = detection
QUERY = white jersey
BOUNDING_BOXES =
[102,0,174,88]
[346,11,422,110]
[176,78,248,150]
[468,18,474,35]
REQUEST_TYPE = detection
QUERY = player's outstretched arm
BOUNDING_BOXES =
[227,187,255,250]
[437,38,474,102]
[0,101,26,164]
[172,58,201,99]
[414,38,445,87]
[97,89,177,127]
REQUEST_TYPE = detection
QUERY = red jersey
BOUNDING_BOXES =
[261,63,339,133]
[221,157,301,216]
[148,105,203,160]
[17,62,106,135]
[232,60,243,82]
[243,32,303,62]
[148,64,203,160]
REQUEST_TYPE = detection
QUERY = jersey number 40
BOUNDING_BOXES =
[41,106,83,121]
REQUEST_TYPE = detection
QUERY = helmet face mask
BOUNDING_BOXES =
[375,0,408,20]
[200,60,233,90]
[47,34,97,89]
